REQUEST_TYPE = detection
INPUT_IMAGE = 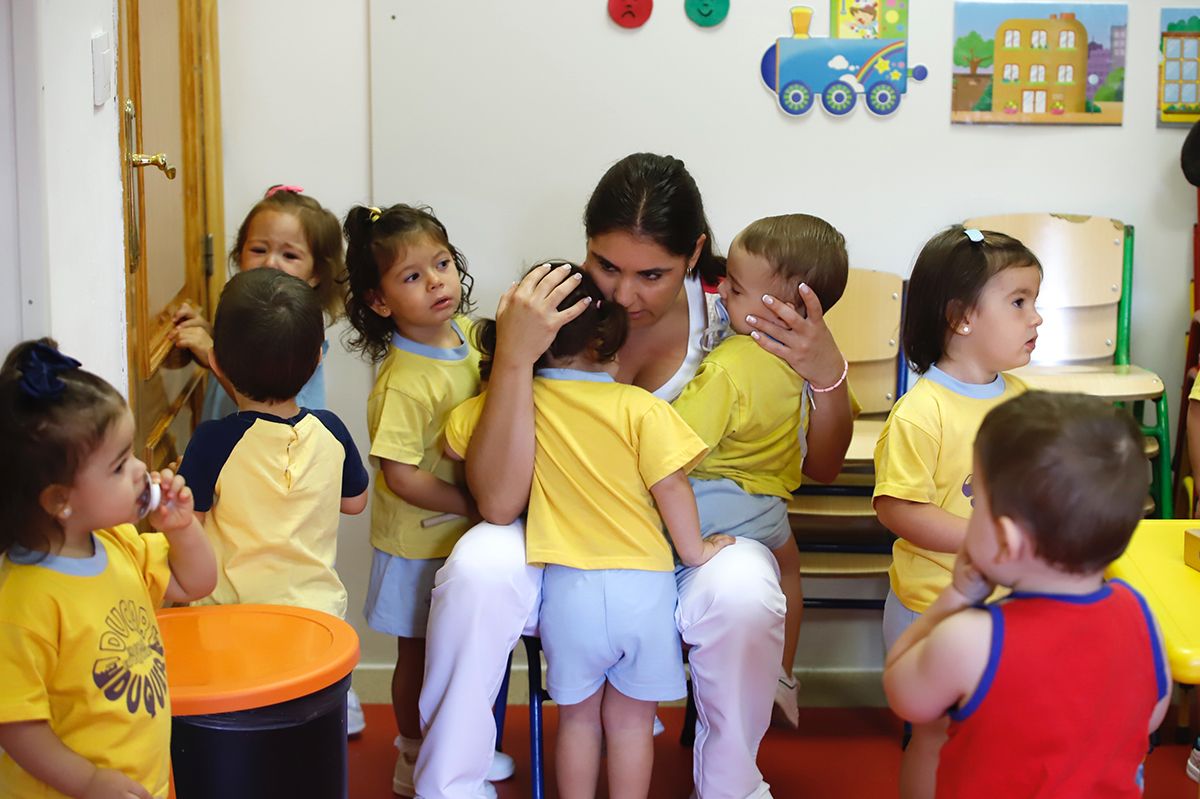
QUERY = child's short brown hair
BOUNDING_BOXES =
[213,269,324,403]
[975,391,1148,574]
[733,214,849,312]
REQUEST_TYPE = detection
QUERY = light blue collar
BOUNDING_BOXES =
[391,320,469,361]
[8,534,108,577]
[926,364,1007,400]
[535,368,615,383]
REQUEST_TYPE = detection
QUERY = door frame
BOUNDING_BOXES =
[117,0,224,464]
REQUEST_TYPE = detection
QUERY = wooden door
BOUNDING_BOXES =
[117,0,223,468]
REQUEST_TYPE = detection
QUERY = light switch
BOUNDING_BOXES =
[91,31,112,106]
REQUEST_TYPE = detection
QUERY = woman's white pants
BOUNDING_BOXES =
[414,520,785,799]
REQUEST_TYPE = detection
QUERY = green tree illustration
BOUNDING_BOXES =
[1094,67,1124,102]
[1168,16,1200,33]
[972,80,993,111]
[954,31,995,75]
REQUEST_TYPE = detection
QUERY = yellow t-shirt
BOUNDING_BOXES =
[0,526,173,798]
[368,318,481,559]
[446,369,708,571]
[1190,378,1200,402]
[874,368,1026,612]
[672,334,808,499]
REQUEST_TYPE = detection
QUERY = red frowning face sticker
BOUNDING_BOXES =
[608,0,652,28]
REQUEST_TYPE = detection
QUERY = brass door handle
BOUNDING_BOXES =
[131,152,177,180]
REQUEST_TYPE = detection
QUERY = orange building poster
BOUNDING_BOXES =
[952,2,1127,125]
[1160,9,1200,127]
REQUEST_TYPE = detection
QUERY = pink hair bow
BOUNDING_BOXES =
[265,184,304,197]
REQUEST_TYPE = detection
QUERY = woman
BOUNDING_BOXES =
[415,154,852,799]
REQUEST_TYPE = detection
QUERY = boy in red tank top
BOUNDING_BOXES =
[883,391,1171,799]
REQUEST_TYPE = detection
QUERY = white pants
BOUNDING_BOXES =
[414,520,785,799]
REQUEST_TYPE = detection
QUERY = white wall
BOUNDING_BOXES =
[0,0,22,357]
[9,0,126,393]
[369,1,1193,423]
[216,0,387,681]
[218,0,1197,694]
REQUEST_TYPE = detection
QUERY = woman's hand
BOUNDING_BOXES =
[492,263,591,370]
[746,282,845,387]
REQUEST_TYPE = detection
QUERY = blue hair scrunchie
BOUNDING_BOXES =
[18,342,81,400]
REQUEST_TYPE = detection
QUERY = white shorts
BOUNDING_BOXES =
[363,548,446,638]
[882,588,921,651]
[539,565,686,706]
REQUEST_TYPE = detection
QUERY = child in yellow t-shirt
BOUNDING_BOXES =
[0,339,216,799]
[446,263,732,799]
[341,203,494,795]
[672,213,849,729]
[873,226,1042,799]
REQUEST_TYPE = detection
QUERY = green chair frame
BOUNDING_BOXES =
[1117,226,1173,519]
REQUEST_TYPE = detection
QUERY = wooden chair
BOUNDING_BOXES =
[789,268,906,606]
[964,213,1172,518]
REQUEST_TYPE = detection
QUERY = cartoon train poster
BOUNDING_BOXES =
[952,2,1128,125]
[761,3,927,118]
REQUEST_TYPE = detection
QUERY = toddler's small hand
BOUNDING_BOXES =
[951,548,993,604]
[168,325,213,368]
[682,534,735,568]
[81,767,152,799]
[148,468,196,533]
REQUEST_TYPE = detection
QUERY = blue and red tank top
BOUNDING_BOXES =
[937,580,1169,798]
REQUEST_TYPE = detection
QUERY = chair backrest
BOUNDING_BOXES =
[824,268,904,415]
[962,213,1128,366]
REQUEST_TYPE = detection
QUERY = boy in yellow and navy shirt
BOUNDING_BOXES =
[178,271,369,697]
[672,214,849,728]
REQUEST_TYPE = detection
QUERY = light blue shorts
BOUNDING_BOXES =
[363,548,446,638]
[539,566,685,706]
[690,477,791,551]
[882,588,921,652]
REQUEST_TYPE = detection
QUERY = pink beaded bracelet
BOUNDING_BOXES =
[810,358,848,393]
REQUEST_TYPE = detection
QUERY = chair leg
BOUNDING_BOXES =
[680,677,697,748]
[1155,395,1174,519]
[524,636,545,799]
[493,650,514,752]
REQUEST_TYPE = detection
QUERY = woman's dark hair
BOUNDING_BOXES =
[584,153,724,283]
[341,203,475,363]
[976,391,1147,574]
[0,339,126,557]
[475,262,629,381]
[213,269,325,402]
[903,226,1042,374]
[230,187,345,322]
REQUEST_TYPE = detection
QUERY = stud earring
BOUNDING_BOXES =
[59,507,72,520]
[961,325,971,334]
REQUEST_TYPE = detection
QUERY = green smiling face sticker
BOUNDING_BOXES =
[684,0,729,27]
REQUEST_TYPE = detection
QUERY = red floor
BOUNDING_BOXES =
[349,703,1199,798]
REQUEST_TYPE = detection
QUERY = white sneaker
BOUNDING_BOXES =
[487,750,515,782]
[397,740,507,796]
[770,671,800,730]
[1188,741,1200,782]
[652,715,665,736]
[346,687,366,737]
[393,737,419,796]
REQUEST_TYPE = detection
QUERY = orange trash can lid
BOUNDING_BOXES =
[158,604,360,716]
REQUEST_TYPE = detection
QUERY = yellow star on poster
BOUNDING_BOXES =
[890,70,901,80]
[874,57,891,74]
